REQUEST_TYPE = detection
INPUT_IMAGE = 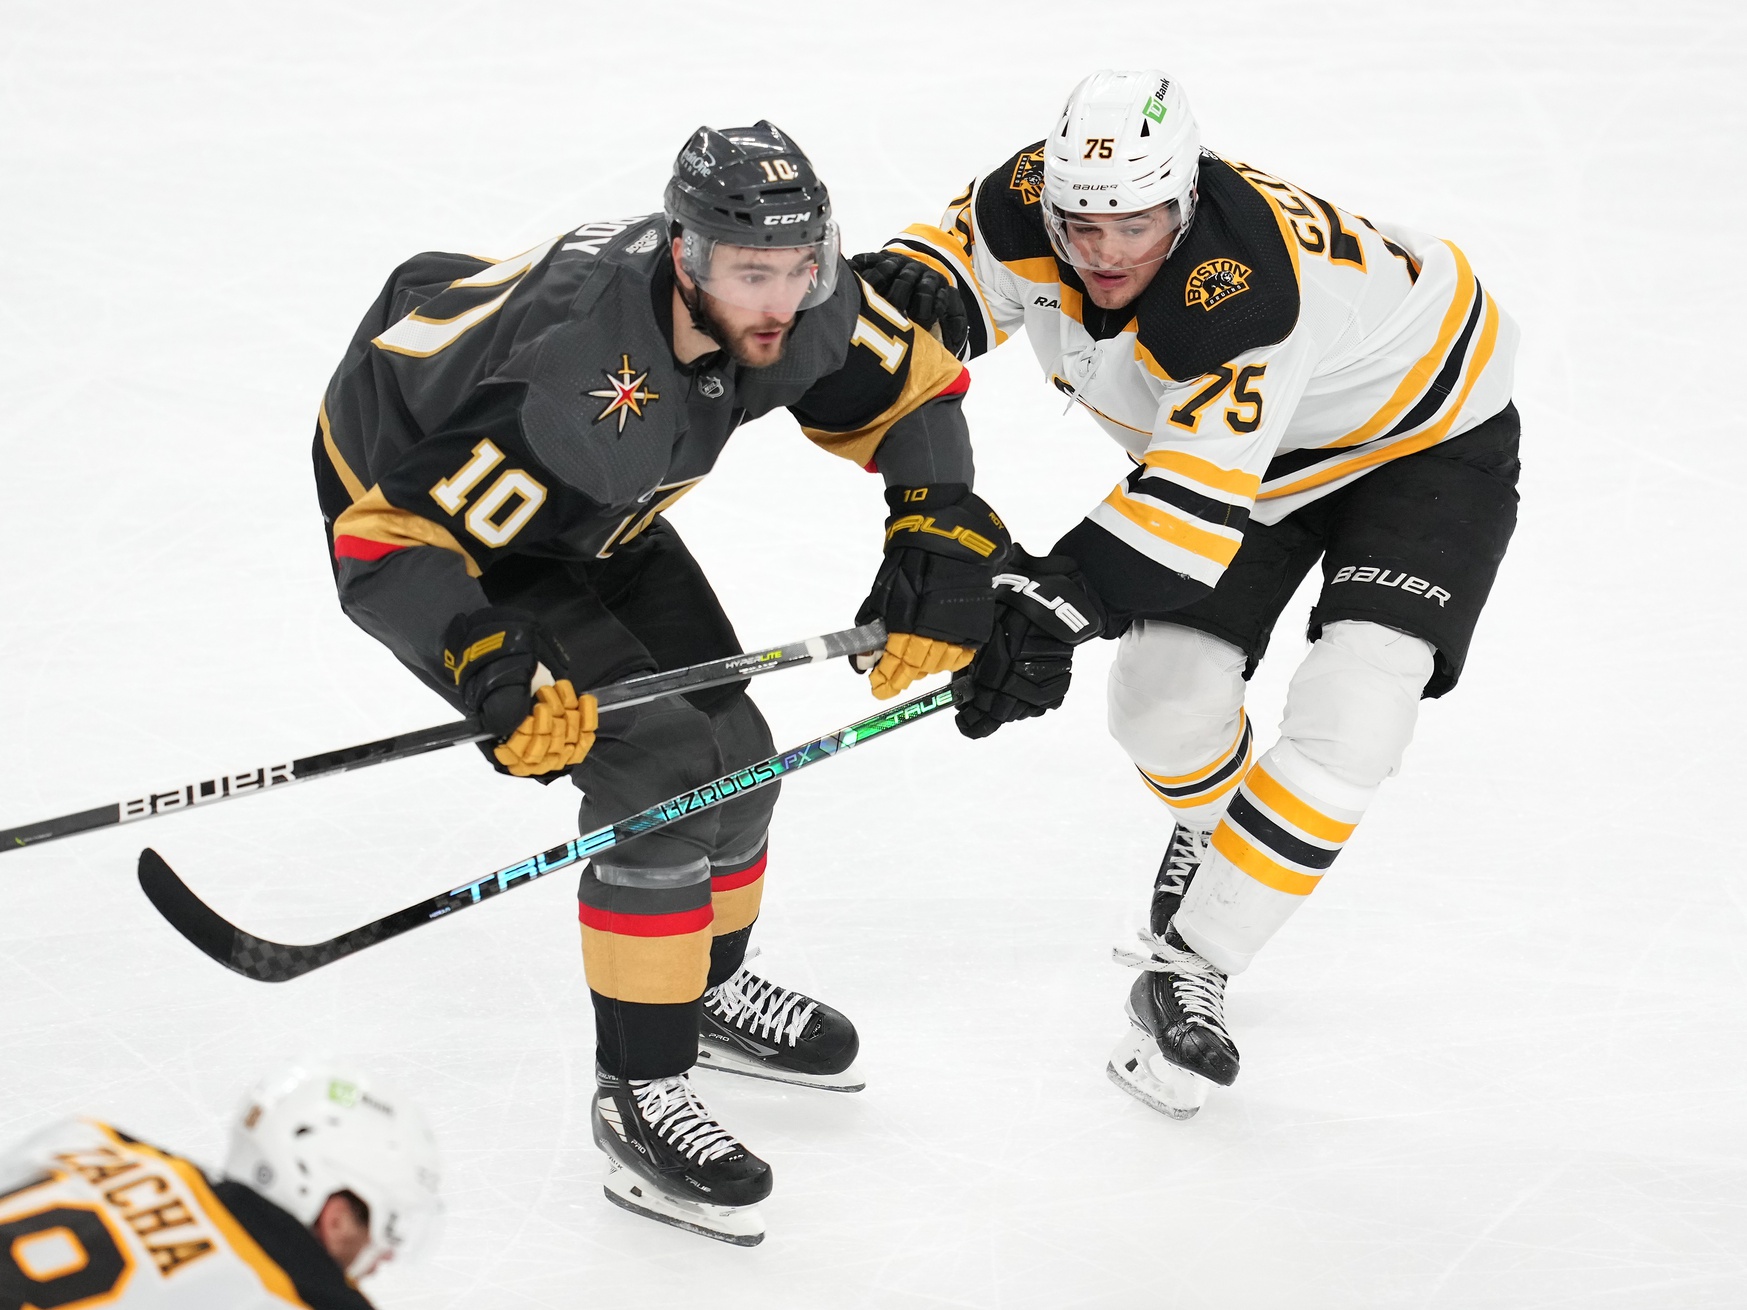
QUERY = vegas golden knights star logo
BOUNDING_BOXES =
[1009,147,1046,206]
[589,354,661,431]
[1184,258,1252,311]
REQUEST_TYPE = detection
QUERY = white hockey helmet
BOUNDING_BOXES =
[1043,70,1202,270]
[224,1061,443,1278]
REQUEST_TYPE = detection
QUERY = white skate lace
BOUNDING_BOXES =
[1113,930,1233,1044]
[1156,825,1210,898]
[704,965,818,1048]
[629,1076,741,1164]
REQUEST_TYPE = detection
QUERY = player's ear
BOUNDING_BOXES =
[671,236,693,291]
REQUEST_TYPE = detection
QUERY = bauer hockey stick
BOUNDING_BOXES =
[138,675,968,982]
[1,622,887,854]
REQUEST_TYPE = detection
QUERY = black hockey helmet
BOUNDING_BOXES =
[664,121,840,311]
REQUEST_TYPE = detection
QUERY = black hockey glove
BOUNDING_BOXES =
[441,608,595,779]
[854,484,1011,699]
[956,548,1107,740]
[849,250,970,358]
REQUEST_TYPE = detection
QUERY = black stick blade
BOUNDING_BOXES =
[138,848,316,983]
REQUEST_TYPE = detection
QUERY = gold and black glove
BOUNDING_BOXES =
[848,251,970,357]
[442,608,596,778]
[854,484,1010,700]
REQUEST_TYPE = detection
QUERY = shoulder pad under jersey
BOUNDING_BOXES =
[972,139,1057,269]
[1131,155,1300,380]
[493,222,683,505]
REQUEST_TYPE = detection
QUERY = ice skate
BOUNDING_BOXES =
[696,963,864,1092]
[1108,924,1239,1120]
[1150,824,1211,934]
[591,1069,771,1246]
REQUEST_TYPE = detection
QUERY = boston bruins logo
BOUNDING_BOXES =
[1184,258,1252,311]
[1009,147,1046,206]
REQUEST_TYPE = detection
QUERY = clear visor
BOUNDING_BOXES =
[1044,201,1182,272]
[680,223,841,314]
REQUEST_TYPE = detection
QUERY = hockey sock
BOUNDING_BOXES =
[1133,709,1254,828]
[706,840,767,987]
[578,859,714,1078]
[1174,742,1367,974]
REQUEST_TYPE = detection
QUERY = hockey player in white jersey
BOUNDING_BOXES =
[854,70,1520,1117]
[0,1062,441,1307]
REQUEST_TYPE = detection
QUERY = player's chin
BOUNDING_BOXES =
[1084,269,1140,307]
[730,323,794,367]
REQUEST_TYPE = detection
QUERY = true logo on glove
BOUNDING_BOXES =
[444,631,506,684]
[884,514,1001,558]
[993,573,1094,633]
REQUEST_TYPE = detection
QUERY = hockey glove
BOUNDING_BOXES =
[956,548,1106,740]
[849,251,970,358]
[855,484,1011,700]
[442,608,597,778]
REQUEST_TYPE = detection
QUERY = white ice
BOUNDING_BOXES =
[2,2,1744,1306]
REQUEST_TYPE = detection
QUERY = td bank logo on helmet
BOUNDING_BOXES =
[1331,565,1451,607]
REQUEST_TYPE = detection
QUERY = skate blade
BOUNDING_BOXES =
[601,1158,765,1247]
[1106,1026,1212,1121]
[695,1041,866,1093]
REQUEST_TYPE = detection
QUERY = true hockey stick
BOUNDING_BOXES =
[2,622,887,855]
[138,674,967,982]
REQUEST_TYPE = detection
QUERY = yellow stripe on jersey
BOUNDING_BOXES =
[317,400,367,503]
[1243,764,1358,844]
[1234,167,1304,287]
[890,243,955,284]
[334,487,483,576]
[1211,823,1324,896]
[894,224,1010,349]
[1260,292,1502,501]
[1326,240,1478,448]
[1100,486,1243,568]
[1134,338,1175,383]
[1000,255,1059,284]
[799,325,967,468]
[1141,450,1262,501]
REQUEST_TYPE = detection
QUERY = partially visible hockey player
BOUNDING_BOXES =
[854,70,1519,1117]
[315,122,1006,1241]
[0,1061,441,1308]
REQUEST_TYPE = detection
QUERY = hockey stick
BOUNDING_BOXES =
[2,622,887,854]
[138,675,967,982]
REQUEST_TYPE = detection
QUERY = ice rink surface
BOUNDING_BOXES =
[3,1,1744,1304]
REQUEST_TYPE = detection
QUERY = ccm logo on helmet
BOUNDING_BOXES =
[1330,565,1451,607]
[762,211,813,225]
[993,572,1093,633]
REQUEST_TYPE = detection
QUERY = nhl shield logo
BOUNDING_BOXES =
[1184,258,1252,311]
[1009,147,1046,206]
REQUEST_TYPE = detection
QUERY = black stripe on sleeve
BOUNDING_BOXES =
[1126,465,1252,531]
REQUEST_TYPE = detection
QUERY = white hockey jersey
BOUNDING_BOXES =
[0,1118,372,1309]
[885,145,1517,608]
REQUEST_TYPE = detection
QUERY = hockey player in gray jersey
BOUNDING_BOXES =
[314,123,1007,1243]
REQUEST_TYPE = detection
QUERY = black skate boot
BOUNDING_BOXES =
[696,964,863,1092]
[592,1068,772,1245]
[1151,824,1211,934]
[1107,924,1239,1120]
